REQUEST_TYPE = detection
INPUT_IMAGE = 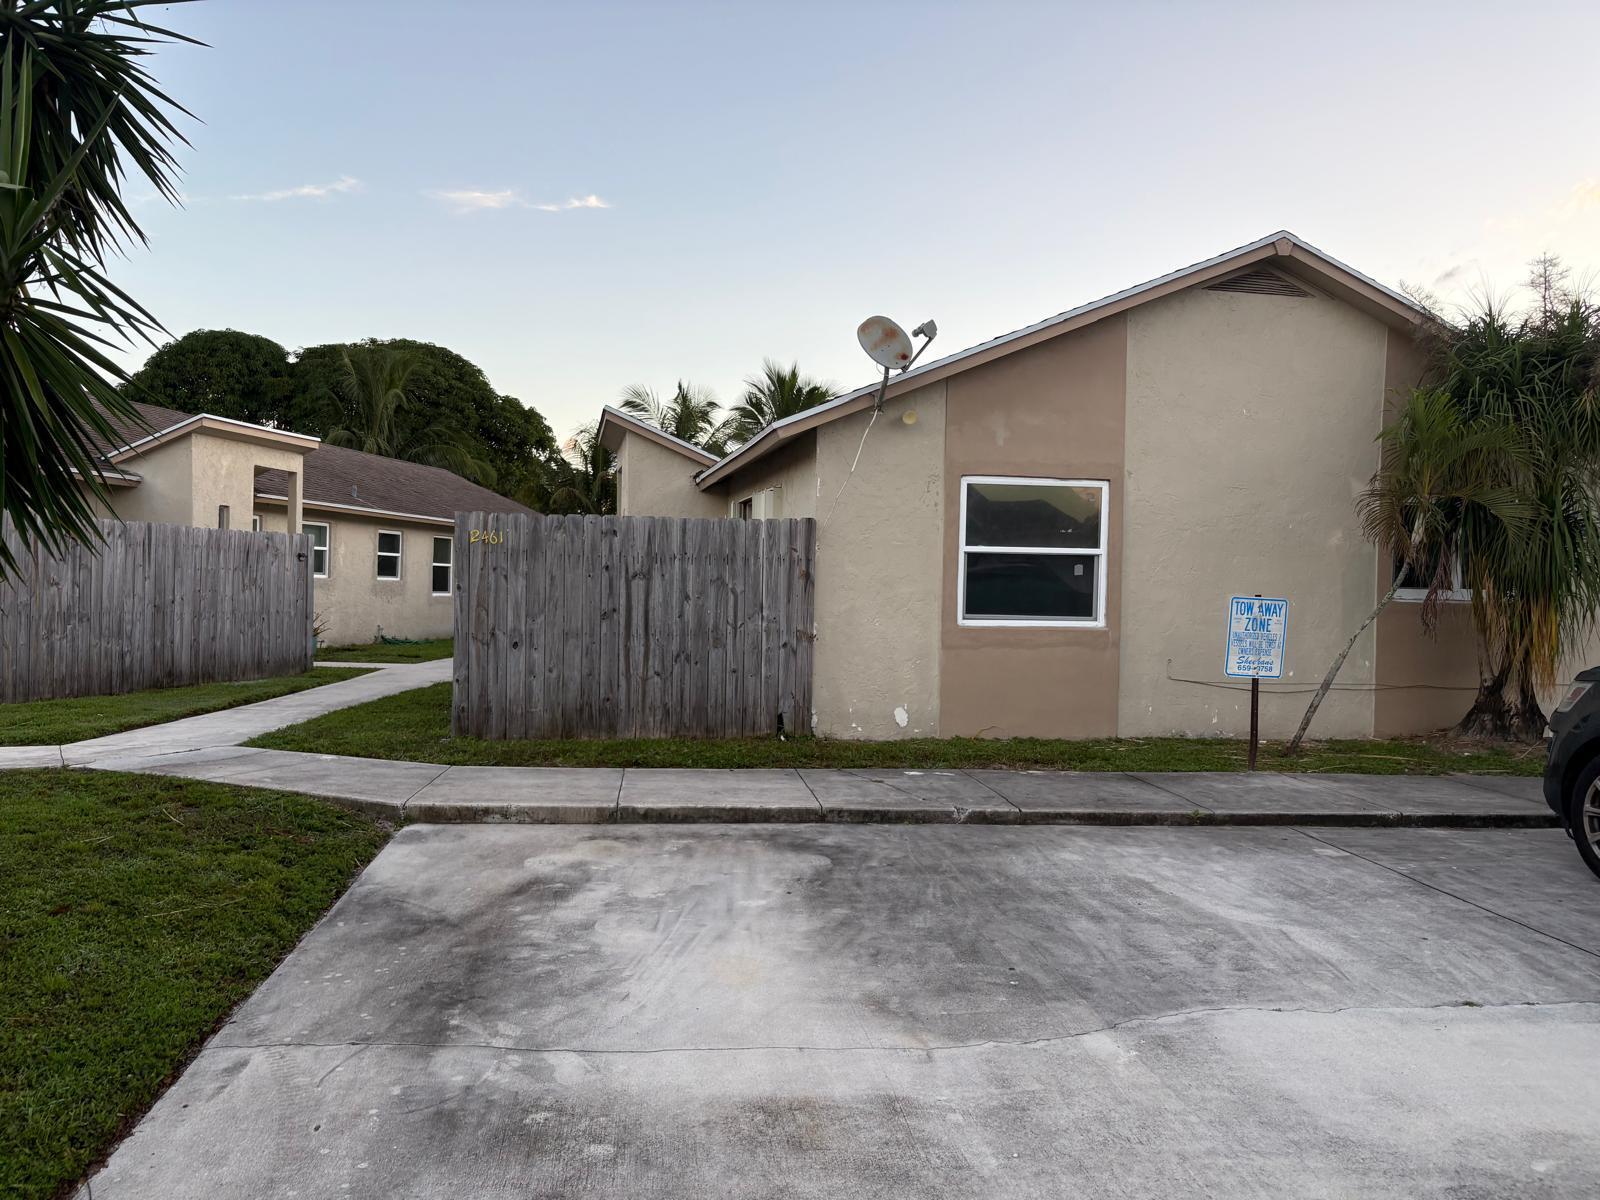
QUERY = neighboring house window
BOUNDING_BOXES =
[958,476,1109,627]
[217,504,230,529]
[1393,547,1470,602]
[431,536,452,596]
[376,530,402,580]
[304,522,330,578]
[737,497,753,520]
[250,514,262,532]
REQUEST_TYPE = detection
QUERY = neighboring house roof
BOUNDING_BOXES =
[94,399,529,525]
[596,405,719,465]
[692,230,1435,490]
[255,445,531,526]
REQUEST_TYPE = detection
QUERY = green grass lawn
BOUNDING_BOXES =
[0,769,388,1199]
[0,667,371,747]
[315,637,453,663]
[248,681,1544,775]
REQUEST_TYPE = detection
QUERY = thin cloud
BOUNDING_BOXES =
[429,188,525,213]
[430,188,612,215]
[233,175,361,202]
[534,194,611,212]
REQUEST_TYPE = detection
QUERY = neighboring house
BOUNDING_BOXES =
[81,400,530,645]
[601,230,1569,742]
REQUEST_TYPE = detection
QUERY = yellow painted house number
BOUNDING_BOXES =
[467,529,507,545]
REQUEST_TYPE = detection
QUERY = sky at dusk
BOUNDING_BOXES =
[115,0,1600,440]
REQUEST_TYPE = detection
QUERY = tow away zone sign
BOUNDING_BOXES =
[1224,595,1288,679]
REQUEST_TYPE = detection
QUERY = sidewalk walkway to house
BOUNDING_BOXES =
[0,659,1556,827]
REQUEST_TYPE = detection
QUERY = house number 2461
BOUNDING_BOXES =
[467,529,507,545]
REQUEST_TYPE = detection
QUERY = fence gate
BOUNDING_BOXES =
[452,512,815,739]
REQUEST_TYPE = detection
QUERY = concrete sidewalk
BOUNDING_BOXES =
[0,658,449,771]
[96,748,1556,827]
[2,656,1557,827]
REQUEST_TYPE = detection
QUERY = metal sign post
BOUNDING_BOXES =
[1224,594,1289,771]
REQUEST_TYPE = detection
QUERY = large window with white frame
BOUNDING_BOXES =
[431,536,452,596]
[958,476,1109,627]
[1393,545,1470,602]
[376,529,402,580]
[304,522,330,578]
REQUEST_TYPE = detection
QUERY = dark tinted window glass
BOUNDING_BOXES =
[432,564,450,593]
[962,552,1096,621]
[965,483,1102,549]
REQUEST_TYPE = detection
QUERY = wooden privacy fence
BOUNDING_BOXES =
[0,517,314,703]
[453,511,816,739]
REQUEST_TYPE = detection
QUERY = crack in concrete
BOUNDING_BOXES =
[314,1042,371,1087]
[956,769,1023,811]
[215,997,1600,1060]
[794,769,824,813]
[1131,773,1219,813]
[1292,827,1600,963]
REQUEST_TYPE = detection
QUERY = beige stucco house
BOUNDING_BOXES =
[83,400,529,645]
[601,230,1586,742]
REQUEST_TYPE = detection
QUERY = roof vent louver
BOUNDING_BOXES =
[1205,267,1311,298]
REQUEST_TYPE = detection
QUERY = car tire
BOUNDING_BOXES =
[1567,757,1600,881]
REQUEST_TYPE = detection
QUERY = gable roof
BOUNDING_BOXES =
[95,400,529,525]
[596,405,719,466]
[255,445,531,525]
[693,230,1434,490]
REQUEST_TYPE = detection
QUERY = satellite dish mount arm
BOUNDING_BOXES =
[872,320,938,411]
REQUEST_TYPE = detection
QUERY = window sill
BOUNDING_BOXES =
[958,618,1106,630]
[1393,590,1472,603]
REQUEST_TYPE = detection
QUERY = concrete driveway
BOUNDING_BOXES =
[88,824,1600,1199]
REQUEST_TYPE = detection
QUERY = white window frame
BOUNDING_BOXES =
[1393,553,1470,603]
[250,514,262,532]
[304,521,330,578]
[957,475,1109,629]
[430,535,452,596]
[376,529,403,581]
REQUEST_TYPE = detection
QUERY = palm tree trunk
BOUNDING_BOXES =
[1454,661,1514,740]
[1285,579,1402,754]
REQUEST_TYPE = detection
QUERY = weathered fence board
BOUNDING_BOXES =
[0,517,313,704]
[453,511,815,739]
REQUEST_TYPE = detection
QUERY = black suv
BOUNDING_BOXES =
[1545,665,1600,880]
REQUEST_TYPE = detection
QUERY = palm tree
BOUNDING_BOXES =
[518,423,616,515]
[325,346,496,486]
[717,359,836,447]
[618,381,725,453]
[0,7,192,578]
[1287,390,1530,751]
[1432,273,1600,739]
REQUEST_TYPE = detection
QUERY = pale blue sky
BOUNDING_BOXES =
[118,0,1600,438]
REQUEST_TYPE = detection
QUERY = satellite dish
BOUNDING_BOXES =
[857,316,914,370]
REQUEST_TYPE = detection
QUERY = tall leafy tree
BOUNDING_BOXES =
[325,346,497,485]
[124,329,294,425]
[0,3,193,577]
[518,423,616,515]
[718,359,835,446]
[619,380,725,453]
[290,338,555,495]
[1440,272,1600,739]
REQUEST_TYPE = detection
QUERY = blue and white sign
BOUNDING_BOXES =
[1224,595,1289,679]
